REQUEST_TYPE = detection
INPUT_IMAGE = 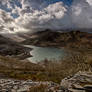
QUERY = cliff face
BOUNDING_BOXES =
[21,30,92,50]
[0,35,32,59]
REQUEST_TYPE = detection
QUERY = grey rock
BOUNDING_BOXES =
[60,71,92,92]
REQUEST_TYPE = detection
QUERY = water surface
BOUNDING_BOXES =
[26,45,65,63]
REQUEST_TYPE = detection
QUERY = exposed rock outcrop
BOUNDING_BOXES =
[0,79,58,92]
[0,35,32,59]
[60,71,92,92]
[0,72,92,92]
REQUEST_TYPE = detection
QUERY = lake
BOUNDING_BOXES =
[25,45,65,63]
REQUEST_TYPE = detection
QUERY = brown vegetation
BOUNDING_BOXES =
[0,51,92,83]
[28,84,49,92]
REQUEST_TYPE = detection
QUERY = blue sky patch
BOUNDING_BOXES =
[0,0,73,18]
[46,0,73,6]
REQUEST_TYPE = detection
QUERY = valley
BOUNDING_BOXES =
[0,30,92,92]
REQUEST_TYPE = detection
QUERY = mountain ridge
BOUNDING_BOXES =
[0,35,32,59]
[21,30,92,51]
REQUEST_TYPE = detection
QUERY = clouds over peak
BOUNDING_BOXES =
[0,0,92,33]
[72,0,92,29]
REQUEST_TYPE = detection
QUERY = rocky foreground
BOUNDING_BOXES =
[0,79,58,92]
[1,71,92,92]
[60,71,92,92]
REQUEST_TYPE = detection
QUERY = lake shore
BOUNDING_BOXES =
[24,45,66,63]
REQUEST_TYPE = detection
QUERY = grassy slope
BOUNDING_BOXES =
[0,51,92,83]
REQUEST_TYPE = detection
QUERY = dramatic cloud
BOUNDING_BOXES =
[0,0,92,33]
[15,2,71,31]
[72,0,92,29]
[0,9,15,33]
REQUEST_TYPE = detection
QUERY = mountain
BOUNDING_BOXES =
[21,30,92,51]
[0,35,32,59]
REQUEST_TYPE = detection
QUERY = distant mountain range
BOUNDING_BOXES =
[21,30,92,51]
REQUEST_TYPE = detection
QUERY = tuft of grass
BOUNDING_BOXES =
[28,84,49,92]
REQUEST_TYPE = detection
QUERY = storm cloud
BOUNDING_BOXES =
[0,0,92,33]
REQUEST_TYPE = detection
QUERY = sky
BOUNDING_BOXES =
[45,0,72,5]
[0,0,92,34]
